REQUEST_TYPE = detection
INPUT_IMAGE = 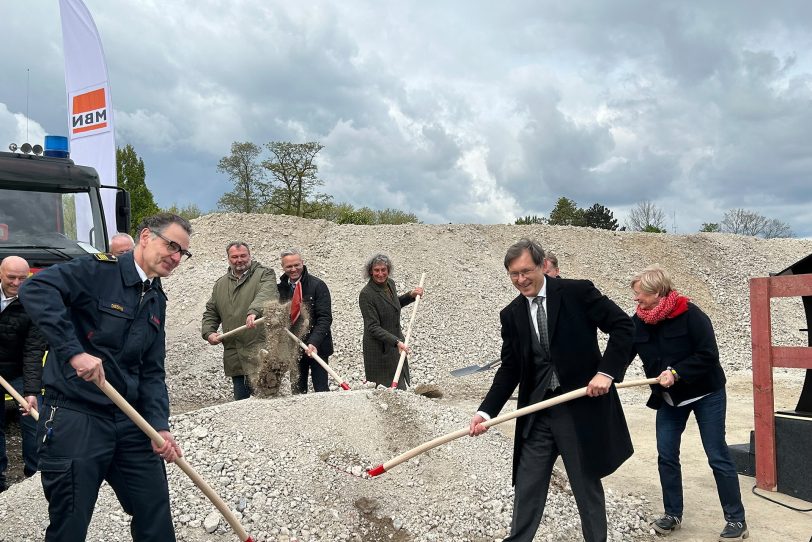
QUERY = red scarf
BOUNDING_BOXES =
[636,290,689,325]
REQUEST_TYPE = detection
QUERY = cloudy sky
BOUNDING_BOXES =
[2,1,811,235]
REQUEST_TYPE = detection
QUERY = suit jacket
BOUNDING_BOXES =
[359,278,415,388]
[278,265,334,358]
[479,276,635,482]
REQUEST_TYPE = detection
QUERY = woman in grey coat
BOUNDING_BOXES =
[359,254,424,389]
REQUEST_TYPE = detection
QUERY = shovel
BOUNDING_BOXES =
[96,379,254,541]
[284,328,351,390]
[367,377,659,477]
[0,374,39,421]
[391,273,426,389]
[450,359,502,378]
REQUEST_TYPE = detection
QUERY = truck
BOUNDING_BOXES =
[0,143,130,270]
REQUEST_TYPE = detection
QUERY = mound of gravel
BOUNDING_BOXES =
[2,214,810,541]
[164,214,812,406]
[0,391,653,542]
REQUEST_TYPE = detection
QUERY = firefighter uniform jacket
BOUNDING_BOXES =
[18,251,171,431]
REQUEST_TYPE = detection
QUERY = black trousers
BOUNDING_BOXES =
[506,401,607,542]
[37,403,174,541]
[292,354,329,393]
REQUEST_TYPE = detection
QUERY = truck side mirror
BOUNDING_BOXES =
[116,189,131,234]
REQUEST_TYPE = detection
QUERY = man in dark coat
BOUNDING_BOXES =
[470,238,634,542]
[0,255,47,490]
[277,249,333,393]
[19,213,190,541]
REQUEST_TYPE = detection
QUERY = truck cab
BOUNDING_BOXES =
[0,150,130,270]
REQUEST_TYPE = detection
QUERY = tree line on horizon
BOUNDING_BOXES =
[515,197,794,238]
[116,143,795,238]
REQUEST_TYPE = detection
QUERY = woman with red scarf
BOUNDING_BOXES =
[629,265,749,542]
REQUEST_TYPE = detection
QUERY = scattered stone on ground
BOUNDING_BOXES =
[3,214,812,540]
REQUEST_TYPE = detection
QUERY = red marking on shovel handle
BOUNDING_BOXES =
[367,464,386,477]
[340,382,351,390]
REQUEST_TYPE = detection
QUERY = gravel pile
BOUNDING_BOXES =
[0,390,654,542]
[2,214,811,541]
[162,214,812,405]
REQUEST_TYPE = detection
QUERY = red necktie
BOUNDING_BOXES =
[290,281,302,324]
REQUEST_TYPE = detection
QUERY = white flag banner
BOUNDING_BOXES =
[59,0,118,247]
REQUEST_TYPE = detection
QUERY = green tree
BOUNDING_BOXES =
[116,144,160,236]
[217,142,267,213]
[376,208,419,224]
[262,141,330,217]
[582,203,618,230]
[642,224,667,233]
[548,197,585,226]
[514,215,547,225]
[700,222,721,232]
[164,202,204,221]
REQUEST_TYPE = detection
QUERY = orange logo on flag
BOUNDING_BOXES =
[71,88,108,134]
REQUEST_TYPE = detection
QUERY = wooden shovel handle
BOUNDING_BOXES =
[368,377,659,476]
[284,328,351,390]
[218,317,267,341]
[0,374,39,421]
[391,273,426,388]
[96,380,253,541]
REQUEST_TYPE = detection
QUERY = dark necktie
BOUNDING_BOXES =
[142,280,151,293]
[534,296,560,390]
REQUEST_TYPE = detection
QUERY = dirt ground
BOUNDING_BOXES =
[454,373,812,542]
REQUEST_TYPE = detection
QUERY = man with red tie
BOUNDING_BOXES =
[277,249,334,393]
[202,242,277,400]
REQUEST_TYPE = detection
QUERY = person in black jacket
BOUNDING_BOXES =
[0,255,47,490]
[629,264,748,541]
[277,249,333,393]
[18,213,191,542]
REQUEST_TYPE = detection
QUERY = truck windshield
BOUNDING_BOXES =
[0,187,104,252]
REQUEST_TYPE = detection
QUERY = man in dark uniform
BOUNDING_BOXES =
[19,213,191,542]
[277,249,333,393]
[469,238,634,542]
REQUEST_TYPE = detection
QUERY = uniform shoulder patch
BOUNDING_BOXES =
[94,253,118,262]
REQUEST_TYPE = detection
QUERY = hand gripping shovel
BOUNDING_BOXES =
[367,377,659,477]
[285,328,351,390]
[96,379,254,541]
[391,273,426,389]
[218,317,266,341]
[0,374,39,421]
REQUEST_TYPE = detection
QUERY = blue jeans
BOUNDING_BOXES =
[655,388,745,522]
[0,376,40,477]
[232,375,253,400]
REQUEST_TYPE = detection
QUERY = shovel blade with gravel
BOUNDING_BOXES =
[367,377,660,477]
[449,359,501,378]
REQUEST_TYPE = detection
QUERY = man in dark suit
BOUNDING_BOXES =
[470,238,634,542]
[277,249,333,393]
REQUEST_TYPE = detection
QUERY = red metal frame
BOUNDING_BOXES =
[750,274,812,491]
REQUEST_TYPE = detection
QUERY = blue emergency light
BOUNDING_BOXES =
[44,135,70,158]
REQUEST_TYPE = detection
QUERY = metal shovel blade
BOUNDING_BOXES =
[449,359,501,377]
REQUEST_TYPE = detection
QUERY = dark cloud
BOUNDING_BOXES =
[2,1,811,235]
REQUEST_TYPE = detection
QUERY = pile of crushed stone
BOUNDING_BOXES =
[0,390,654,542]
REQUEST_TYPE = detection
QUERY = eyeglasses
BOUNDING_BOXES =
[508,266,540,280]
[150,230,192,261]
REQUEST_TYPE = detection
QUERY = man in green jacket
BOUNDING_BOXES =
[202,241,277,399]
